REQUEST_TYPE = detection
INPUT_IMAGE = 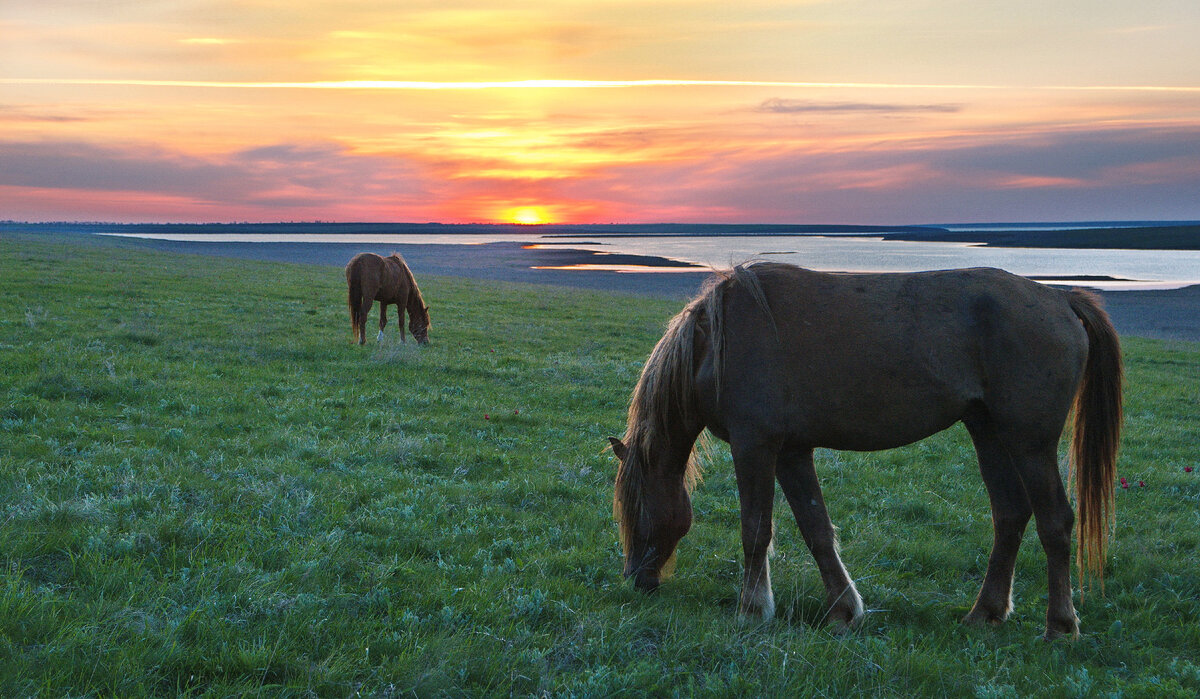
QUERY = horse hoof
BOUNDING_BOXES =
[825,582,864,631]
[825,608,863,633]
[738,591,776,622]
[737,607,775,624]
[963,609,1006,627]
[1041,619,1080,643]
[826,618,856,635]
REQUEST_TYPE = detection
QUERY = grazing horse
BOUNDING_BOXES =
[610,263,1122,640]
[345,252,431,345]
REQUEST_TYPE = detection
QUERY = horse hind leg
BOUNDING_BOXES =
[962,414,1033,627]
[356,295,374,346]
[776,445,864,632]
[1014,439,1079,640]
[731,439,782,622]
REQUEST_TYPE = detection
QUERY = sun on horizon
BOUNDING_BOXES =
[505,206,553,225]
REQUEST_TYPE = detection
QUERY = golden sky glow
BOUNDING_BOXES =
[3,1,1200,223]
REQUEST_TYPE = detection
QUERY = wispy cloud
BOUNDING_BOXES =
[0,139,427,209]
[756,98,962,114]
[0,106,89,123]
[179,37,245,45]
[4,78,1200,92]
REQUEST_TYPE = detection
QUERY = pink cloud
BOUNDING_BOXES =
[5,119,1200,223]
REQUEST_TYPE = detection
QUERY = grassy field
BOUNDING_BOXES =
[2,232,1198,697]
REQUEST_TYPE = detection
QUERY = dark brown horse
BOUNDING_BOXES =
[345,252,431,345]
[610,263,1122,640]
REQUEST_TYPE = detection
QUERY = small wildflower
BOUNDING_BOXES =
[1186,466,1194,473]
[513,409,520,415]
[1138,480,1145,488]
[1120,477,1128,489]
[484,414,490,420]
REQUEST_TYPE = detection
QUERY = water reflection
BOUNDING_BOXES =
[100,231,1200,290]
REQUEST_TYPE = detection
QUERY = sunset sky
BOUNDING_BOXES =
[3,1,1200,224]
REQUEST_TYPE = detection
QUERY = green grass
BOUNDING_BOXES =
[2,232,1198,697]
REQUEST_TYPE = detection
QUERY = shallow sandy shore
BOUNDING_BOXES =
[121,236,1200,343]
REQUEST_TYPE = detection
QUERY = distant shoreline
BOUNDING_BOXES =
[7,226,1200,343]
[871,224,1200,250]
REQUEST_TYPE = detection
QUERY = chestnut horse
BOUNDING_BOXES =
[345,252,431,345]
[610,263,1122,640]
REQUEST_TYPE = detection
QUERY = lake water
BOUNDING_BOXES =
[98,230,1200,290]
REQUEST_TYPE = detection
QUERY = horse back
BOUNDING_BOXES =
[705,265,1088,449]
[345,252,407,303]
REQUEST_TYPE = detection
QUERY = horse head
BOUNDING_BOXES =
[610,436,694,592]
[410,305,431,345]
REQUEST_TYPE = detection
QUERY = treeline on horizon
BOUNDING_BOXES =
[4,220,1199,250]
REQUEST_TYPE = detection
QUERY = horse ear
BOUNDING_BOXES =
[607,437,628,461]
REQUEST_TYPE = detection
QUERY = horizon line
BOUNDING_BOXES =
[5,77,1200,92]
[6,218,1198,227]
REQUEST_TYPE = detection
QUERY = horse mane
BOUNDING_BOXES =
[614,263,774,557]
[388,253,430,325]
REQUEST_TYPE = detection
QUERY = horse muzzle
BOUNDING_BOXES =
[632,571,661,593]
[624,547,660,592]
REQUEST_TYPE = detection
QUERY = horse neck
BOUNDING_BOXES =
[624,304,708,483]
[387,256,424,309]
[404,276,426,315]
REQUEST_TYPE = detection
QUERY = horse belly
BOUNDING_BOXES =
[805,393,969,451]
[714,344,978,452]
[795,366,975,451]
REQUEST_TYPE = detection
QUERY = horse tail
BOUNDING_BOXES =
[346,258,364,342]
[1066,289,1123,587]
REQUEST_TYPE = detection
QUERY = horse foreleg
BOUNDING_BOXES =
[963,416,1032,628]
[731,439,780,622]
[1013,441,1079,640]
[377,303,388,343]
[776,445,864,632]
[398,291,408,343]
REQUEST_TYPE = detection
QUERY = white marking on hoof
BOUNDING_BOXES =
[376,330,385,342]
[739,587,776,623]
[757,585,776,621]
[740,560,775,622]
[828,580,864,630]
[845,580,864,626]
